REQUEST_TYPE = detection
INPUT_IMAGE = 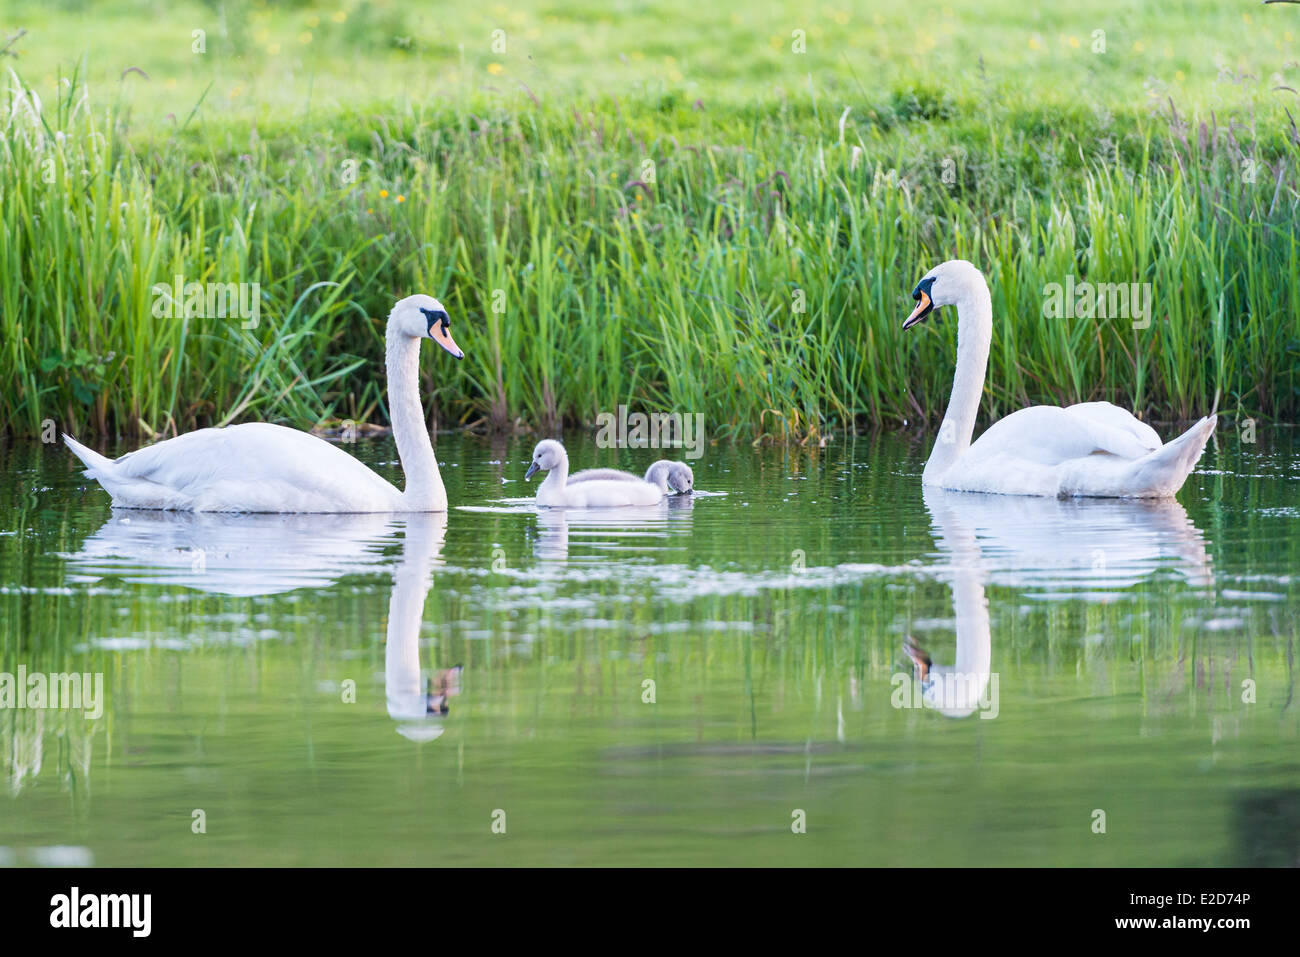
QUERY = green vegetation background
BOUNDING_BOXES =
[2,0,1298,440]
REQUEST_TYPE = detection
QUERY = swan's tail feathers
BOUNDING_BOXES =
[1124,415,1217,497]
[62,433,116,478]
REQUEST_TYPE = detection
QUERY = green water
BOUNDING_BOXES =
[1,430,1297,866]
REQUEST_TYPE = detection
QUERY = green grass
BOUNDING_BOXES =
[2,0,1299,440]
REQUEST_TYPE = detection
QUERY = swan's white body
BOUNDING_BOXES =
[63,294,464,513]
[63,424,409,512]
[568,460,694,494]
[526,440,665,507]
[905,260,1215,498]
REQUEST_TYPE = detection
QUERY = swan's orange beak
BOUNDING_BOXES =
[902,290,933,330]
[430,322,464,359]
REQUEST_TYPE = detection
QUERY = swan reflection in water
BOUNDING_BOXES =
[383,513,462,742]
[64,510,461,741]
[532,494,694,564]
[64,510,398,595]
[907,485,1213,718]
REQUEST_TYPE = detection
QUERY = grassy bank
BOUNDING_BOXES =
[2,1,1299,440]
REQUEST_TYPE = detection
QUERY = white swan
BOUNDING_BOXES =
[525,439,664,507]
[62,295,463,512]
[903,260,1216,498]
[568,460,694,494]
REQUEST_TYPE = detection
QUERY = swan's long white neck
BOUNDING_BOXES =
[385,321,446,510]
[923,275,993,484]
[643,460,671,492]
[535,447,569,500]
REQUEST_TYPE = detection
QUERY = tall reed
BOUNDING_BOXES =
[2,71,1297,441]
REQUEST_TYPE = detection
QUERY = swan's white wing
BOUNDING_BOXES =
[548,478,664,508]
[568,467,639,484]
[947,410,1214,498]
[95,423,403,511]
[967,405,1159,467]
[1064,402,1161,452]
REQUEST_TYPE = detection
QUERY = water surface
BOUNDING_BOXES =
[1,429,1297,865]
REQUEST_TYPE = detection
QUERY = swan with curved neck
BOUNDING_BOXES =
[568,460,694,494]
[903,260,1216,498]
[63,295,463,512]
[525,439,664,507]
